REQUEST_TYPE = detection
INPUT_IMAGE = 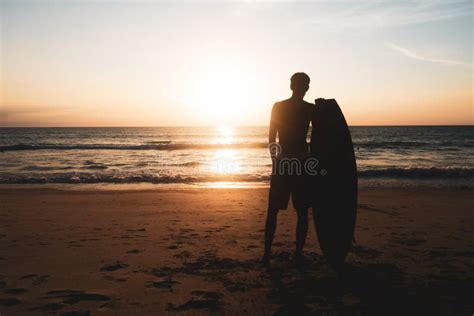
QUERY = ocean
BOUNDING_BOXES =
[0,126,472,188]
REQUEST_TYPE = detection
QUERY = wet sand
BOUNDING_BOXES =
[0,187,472,315]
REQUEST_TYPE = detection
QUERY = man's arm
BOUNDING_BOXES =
[269,103,277,144]
[268,103,280,157]
[309,100,321,154]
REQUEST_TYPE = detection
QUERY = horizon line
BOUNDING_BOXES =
[0,124,473,128]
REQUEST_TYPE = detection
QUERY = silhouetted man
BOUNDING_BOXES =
[263,72,314,267]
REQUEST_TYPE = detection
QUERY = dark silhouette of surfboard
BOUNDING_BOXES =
[310,99,358,269]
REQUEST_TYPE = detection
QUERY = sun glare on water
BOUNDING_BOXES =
[215,126,234,145]
[198,126,241,177]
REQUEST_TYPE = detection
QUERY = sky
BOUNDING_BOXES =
[0,0,472,127]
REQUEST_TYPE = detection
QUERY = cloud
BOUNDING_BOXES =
[304,1,472,29]
[0,105,75,116]
[385,42,472,68]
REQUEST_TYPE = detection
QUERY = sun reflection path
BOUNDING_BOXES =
[215,126,234,145]
[203,126,242,175]
[206,149,242,175]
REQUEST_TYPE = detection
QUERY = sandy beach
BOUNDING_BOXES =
[0,187,472,315]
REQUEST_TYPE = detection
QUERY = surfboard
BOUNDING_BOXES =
[310,99,358,269]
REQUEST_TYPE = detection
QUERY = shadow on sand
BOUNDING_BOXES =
[266,253,471,315]
[139,249,472,315]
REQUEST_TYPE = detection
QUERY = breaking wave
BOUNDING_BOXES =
[0,142,267,152]
[1,139,471,152]
[0,167,472,184]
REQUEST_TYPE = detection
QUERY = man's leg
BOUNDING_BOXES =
[263,207,279,264]
[295,208,309,258]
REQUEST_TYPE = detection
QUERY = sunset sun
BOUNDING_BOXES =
[195,64,256,123]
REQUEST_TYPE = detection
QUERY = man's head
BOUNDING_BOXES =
[290,72,310,98]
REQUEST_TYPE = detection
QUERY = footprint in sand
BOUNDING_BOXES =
[29,302,64,312]
[126,249,142,254]
[103,275,127,283]
[191,290,224,300]
[0,297,21,306]
[100,262,129,272]
[59,310,91,316]
[20,274,50,286]
[67,241,85,248]
[145,277,180,290]
[167,290,223,312]
[43,289,111,304]
[5,288,28,294]
[174,251,192,259]
[126,228,146,232]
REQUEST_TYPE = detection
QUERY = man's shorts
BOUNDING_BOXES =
[268,157,310,210]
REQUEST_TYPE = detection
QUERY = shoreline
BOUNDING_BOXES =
[0,177,473,192]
